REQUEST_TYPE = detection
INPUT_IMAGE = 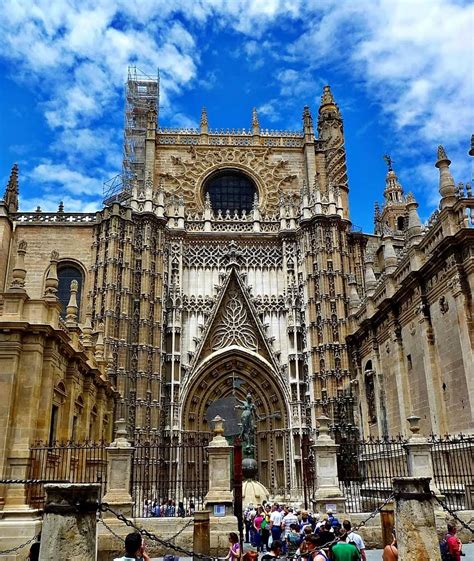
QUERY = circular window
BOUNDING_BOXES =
[204,170,256,213]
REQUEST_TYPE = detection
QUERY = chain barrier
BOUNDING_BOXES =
[100,502,218,560]
[0,533,39,555]
[431,492,474,534]
[99,513,193,544]
[0,479,69,484]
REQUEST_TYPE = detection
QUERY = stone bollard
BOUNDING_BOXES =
[193,510,211,561]
[312,415,346,514]
[393,477,441,561]
[40,483,100,561]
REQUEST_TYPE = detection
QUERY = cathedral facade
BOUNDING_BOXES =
[1,72,473,499]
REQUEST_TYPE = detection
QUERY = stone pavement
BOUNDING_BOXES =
[150,543,474,561]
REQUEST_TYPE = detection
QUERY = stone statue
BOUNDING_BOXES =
[235,393,257,456]
[235,391,282,457]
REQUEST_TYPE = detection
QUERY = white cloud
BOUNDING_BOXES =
[26,162,103,196]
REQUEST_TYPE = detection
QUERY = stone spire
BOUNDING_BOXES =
[405,193,423,245]
[81,308,94,347]
[435,145,456,209]
[200,107,208,134]
[318,85,340,118]
[44,250,59,301]
[374,202,382,235]
[3,163,19,213]
[252,107,260,135]
[65,280,79,327]
[303,105,314,137]
[9,240,27,292]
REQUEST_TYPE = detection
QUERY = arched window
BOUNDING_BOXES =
[204,169,256,213]
[397,216,405,231]
[57,263,83,318]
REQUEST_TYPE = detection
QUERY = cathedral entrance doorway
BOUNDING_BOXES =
[181,347,294,497]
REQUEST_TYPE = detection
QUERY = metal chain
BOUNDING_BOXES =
[0,534,39,555]
[99,513,193,544]
[431,492,474,534]
[100,502,218,560]
[99,516,125,543]
[0,479,68,484]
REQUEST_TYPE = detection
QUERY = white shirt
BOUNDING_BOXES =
[282,512,299,536]
[347,531,366,551]
[270,510,283,527]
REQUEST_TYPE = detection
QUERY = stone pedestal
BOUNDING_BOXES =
[312,416,346,514]
[102,419,134,517]
[40,483,100,561]
[393,477,441,561]
[204,416,233,515]
[405,415,442,498]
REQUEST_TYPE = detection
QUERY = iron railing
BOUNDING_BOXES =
[337,435,409,512]
[429,433,474,510]
[131,432,211,518]
[27,440,108,509]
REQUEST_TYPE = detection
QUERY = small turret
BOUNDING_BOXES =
[200,107,208,134]
[303,105,314,138]
[252,107,260,135]
[436,145,456,209]
[405,193,423,245]
[379,157,408,234]
[3,164,19,213]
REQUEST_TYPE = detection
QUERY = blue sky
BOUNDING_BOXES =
[0,0,473,232]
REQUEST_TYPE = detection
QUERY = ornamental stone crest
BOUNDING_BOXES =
[159,145,298,213]
[211,289,257,351]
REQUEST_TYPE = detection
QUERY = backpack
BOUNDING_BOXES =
[440,534,454,561]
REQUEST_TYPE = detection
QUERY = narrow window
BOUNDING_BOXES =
[49,405,59,445]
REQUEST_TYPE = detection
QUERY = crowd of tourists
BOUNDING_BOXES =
[142,498,193,517]
[242,503,367,560]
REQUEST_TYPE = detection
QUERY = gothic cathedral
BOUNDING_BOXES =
[1,70,473,498]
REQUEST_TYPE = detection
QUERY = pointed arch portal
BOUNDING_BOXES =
[180,346,294,495]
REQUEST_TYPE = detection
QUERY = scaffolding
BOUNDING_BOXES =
[103,66,159,205]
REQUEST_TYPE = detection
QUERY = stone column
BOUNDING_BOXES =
[393,477,441,561]
[102,419,134,517]
[40,483,100,561]
[193,510,211,561]
[204,416,233,515]
[312,416,346,514]
[405,415,442,498]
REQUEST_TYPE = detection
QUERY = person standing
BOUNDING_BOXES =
[269,504,283,544]
[114,532,151,561]
[329,533,360,560]
[446,523,463,561]
[261,540,282,560]
[223,532,241,561]
[382,530,398,561]
[342,520,366,561]
[253,507,264,552]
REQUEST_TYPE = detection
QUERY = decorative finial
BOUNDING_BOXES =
[65,279,79,327]
[252,107,260,134]
[321,85,335,106]
[200,107,208,133]
[35,206,42,213]
[383,154,393,172]
[204,191,211,209]
[437,145,449,163]
[58,201,64,213]
[469,134,474,157]
[3,163,19,213]
[303,105,313,130]
[44,250,59,300]
[9,240,28,292]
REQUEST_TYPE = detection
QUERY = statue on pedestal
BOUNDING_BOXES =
[235,393,257,457]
